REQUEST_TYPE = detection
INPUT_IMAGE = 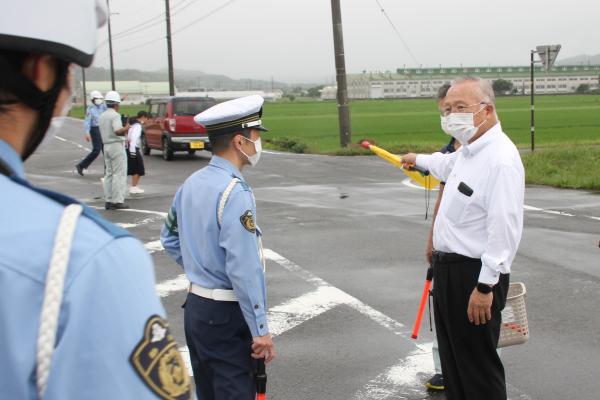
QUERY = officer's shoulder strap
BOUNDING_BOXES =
[218,177,241,227]
[10,176,131,239]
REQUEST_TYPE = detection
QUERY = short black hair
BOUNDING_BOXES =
[106,102,118,109]
[209,129,251,154]
[137,110,148,118]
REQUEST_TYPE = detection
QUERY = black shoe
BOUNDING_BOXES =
[75,164,84,176]
[110,202,130,210]
[425,374,444,391]
[105,202,112,210]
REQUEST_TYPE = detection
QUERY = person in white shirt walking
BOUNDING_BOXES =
[402,77,525,400]
[127,111,148,195]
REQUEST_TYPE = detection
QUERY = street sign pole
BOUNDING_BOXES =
[530,44,561,152]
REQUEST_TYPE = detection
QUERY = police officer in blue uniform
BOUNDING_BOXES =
[75,90,107,176]
[161,95,276,400]
[0,2,191,399]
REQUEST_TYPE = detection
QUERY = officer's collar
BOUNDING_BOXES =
[461,122,501,157]
[209,155,245,180]
[0,139,25,179]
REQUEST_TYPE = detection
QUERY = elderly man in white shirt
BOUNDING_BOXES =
[402,77,524,400]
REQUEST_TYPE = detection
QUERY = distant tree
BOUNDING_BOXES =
[576,84,591,94]
[287,94,296,102]
[492,79,513,95]
[511,87,519,95]
[307,85,325,98]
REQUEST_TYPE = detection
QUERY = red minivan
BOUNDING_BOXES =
[142,96,217,160]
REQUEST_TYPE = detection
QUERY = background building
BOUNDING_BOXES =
[324,65,600,99]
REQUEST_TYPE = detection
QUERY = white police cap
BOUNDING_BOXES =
[194,95,268,135]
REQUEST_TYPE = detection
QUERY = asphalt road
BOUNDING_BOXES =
[25,118,600,400]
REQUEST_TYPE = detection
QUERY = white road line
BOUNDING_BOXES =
[156,274,188,297]
[53,134,91,151]
[268,286,348,336]
[401,177,439,191]
[352,346,433,400]
[264,249,420,346]
[145,240,164,254]
[121,208,168,217]
[116,223,137,229]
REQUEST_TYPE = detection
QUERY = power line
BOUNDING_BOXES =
[173,0,238,35]
[373,0,420,66]
[95,0,239,65]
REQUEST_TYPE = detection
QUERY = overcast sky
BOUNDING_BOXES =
[93,0,599,83]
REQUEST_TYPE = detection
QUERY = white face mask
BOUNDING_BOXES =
[240,136,262,167]
[39,90,74,151]
[92,98,103,106]
[440,106,487,145]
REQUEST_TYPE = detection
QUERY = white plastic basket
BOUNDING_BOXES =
[498,282,529,348]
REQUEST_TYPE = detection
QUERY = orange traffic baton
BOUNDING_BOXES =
[256,358,267,400]
[411,267,433,339]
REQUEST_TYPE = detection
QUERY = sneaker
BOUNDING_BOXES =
[425,374,444,391]
[129,186,145,194]
[75,164,84,176]
[110,202,130,210]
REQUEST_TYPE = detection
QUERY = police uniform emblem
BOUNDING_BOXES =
[240,210,256,233]
[130,316,191,399]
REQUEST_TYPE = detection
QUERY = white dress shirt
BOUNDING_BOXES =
[416,123,525,285]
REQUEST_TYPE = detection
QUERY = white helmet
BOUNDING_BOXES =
[0,0,107,159]
[0,1,107,67]
[90,90,103,101]
[105,91,121,104]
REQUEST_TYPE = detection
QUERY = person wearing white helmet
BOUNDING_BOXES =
[99,89,130,209]
[75,90,106,175]
[0,1,191,399]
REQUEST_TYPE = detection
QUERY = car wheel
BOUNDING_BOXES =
[142,135,150,155]
[162,137,174,161]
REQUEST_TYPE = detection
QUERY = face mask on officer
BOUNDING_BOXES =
[92,98,103,106]
[239,135,262,167]
[440,104,488,145]
[38,68,75,151]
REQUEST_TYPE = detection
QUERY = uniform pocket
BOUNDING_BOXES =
[446,192,470,224]
[193,298,233,326]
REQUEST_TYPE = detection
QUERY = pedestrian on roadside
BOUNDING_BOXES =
[161,95,275,400]
[99,90,130,209]
[0,1,190,399]
[402,77,525,400]
[75,90,106,176]
[127,110,148,195]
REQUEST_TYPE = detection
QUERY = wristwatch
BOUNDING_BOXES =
[476,283,493,294]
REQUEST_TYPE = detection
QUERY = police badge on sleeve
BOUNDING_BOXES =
[130,316,191,399]
[240,210,256,233]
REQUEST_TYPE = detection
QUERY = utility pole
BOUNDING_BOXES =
[82,67,87,107]
[330,0,351,147]
[106,0,116,90]
[165,0,175,96]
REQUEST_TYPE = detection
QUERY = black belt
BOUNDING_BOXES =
[432,251,480,264]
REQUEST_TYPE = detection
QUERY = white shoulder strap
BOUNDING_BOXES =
[217,178,266,272]
[218,178,241,226]
[36,204,83,398]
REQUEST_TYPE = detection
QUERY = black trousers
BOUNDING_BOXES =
[432,252,509,400]
[78,126,103,169]
[184,293,256,400]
